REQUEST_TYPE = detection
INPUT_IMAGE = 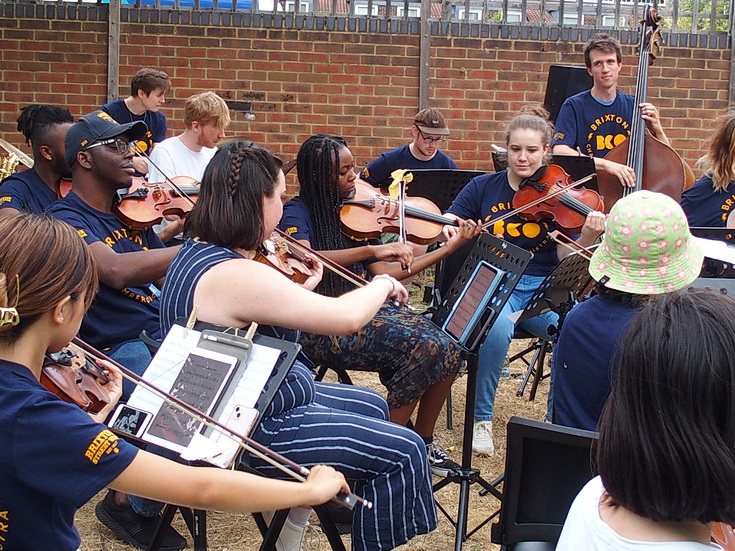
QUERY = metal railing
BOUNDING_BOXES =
[29,0,733,34]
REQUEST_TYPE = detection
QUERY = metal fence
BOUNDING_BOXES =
[28,0,733,34]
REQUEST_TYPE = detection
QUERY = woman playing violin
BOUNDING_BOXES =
[161,142,438,551]
[279,133,481,477]
[680,111,735,227]
[0,212,349,551]
[442,106,605,456]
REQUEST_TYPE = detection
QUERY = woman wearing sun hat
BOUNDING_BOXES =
[551,189,708,431]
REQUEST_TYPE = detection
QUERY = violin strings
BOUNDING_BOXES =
[133,145,196,207]
[481,173,597,231]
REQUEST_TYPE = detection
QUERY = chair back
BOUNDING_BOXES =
[491,416,598,549]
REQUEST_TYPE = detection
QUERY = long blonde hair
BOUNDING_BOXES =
[697,111,735,192]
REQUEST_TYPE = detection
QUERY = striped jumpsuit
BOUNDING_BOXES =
[160,239,437,550]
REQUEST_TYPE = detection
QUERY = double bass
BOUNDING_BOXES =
[596,6,695,212]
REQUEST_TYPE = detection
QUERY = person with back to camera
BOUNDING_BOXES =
[160,140,439,551]
[680,111,735,227]
[551,189,724,431]
[0,211,349,551]
[556,288,735,550]
[442,106,606,456]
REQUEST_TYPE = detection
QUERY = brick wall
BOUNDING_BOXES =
[0,5,730,195]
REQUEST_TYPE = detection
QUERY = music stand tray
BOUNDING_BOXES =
[514,248,594,327]
[400,168,485,212]
[431,233,533,551]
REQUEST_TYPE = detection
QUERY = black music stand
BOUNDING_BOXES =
[690,227,735,278]
[399,168,486,212]
[431,233,533,551]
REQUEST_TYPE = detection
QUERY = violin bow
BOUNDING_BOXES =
[72,337,370,510]
[547,229,596,261]
[480,172,597,231]
[132,144,197,208]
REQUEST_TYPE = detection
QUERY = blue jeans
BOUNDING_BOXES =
[109,339,153,402]
[475,274,558,421]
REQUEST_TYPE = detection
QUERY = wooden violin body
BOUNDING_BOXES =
[340,181,458,245]
[41,345,111,413]
[114,176,199,230]
[514,164,603,233]
[249,232,313,284]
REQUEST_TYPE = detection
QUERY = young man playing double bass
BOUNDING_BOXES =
[551,34,669,188]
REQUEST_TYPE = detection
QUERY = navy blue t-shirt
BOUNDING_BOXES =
[0,359,138,550]
[359,144,458,187]
[101,99,167,158]
[446,170,561,276]
[0,168,58,214]
[46,192,163,350]
[552,294,641,431]
[552,90,636,158]
[680,174,735,227]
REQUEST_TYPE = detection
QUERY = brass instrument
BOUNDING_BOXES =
[0,137,33,180]
[0,152,19,180]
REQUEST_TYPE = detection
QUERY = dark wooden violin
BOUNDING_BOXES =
[249,232,315,284]
[114,176,199,230]
[41,344,111,414]
[340,180,460,245]
[513,164,604,233]
[597,6,695,212]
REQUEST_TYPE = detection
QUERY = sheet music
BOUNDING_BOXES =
[126,324,281,460]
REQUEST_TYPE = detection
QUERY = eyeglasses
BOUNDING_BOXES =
[417,129,446,145]
[84,138,136,155]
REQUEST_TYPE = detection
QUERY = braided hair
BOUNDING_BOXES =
[16,104,73,147]
[184,141,283,250]
[296,134,358,297]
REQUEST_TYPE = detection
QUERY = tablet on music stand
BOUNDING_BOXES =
[441,260,506,347]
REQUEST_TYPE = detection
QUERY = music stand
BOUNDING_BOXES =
[401,168,485,212]
[431,233,533,551]
[690,227,735,278]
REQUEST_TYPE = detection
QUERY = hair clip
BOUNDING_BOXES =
[0,307,19,327]
[0,274,20,327]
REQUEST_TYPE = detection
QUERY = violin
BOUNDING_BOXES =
[512,164,604,233]
[596,6,695,212]
[249,232,315,284]
[113,176,199,230]
[712,522,735,550]
[340,180,460,245]
[40,344,111,413]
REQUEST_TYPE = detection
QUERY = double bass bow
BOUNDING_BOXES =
[596,5,695,212]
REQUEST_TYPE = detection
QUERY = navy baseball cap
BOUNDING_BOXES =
[65,110,148,166]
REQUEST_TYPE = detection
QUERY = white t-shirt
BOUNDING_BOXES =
[147,136,217,183]
[556,476,723,551]
[147,136,216,237]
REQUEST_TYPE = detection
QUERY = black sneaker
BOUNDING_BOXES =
[95,490,187,551]
[427,441,460,477]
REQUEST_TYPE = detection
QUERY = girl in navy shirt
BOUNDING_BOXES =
[443,107,605,456]
[0,212,348,551]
